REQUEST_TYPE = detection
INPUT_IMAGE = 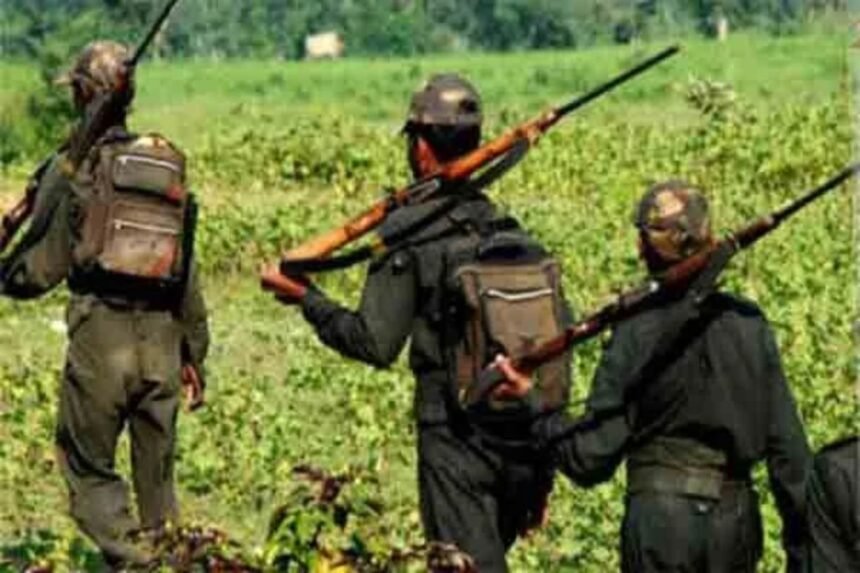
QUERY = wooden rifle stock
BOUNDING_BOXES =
[277,112,556,266]
[283,201,391,262]
[268,46,681,289]
[470,164,859,405]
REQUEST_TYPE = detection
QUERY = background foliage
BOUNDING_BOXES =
[0,0,848,59]
[0,25,856,573]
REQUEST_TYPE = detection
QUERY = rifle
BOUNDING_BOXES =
[262,45,681,293]
[464,164,860,407]
[0,0,182,257]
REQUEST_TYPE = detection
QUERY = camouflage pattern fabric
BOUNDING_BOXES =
[633,181,712,264]
[404,74,483,128]
[55,40,132,97]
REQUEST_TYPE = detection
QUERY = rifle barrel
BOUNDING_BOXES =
[129,0,182,66]
[497,164,860,400]
[555,45,681,119]
[774,163,859,223]
[273,46,681,275]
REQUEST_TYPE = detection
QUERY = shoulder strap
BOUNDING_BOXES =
[541,301,723,449]
[626,304,723,447]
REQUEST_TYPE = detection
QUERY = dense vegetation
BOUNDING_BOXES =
[0,0,847,59]
[0,33,856,571]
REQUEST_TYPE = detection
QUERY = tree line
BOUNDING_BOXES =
[0,0,846,60]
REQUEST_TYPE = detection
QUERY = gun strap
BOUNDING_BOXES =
[280,139,530,275]
[540,298,721,451]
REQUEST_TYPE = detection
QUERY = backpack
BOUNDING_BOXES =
[444,218,570,416]
[74,133,195,293]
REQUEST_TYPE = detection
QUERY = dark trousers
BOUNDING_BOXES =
[417,422,553,573]
[621,486,763,573]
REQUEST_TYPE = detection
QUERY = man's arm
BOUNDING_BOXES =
[300,250,417,368]
[178,263,209,410]
[761,322,812,572]
[541,321,639,487]
[0,156,73,299]
[539,288,722,487]
[179,264,210,367]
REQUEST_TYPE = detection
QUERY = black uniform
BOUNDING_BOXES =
[538,292,810,572]
[301,193,568,572]
[803,436,859,572]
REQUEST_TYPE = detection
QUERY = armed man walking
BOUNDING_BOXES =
[495,181,811,572]
[0,41,209,569]
[263,74,574,572]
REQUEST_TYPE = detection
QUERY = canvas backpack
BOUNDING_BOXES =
[74,133,195,293]
[444,219,570,416]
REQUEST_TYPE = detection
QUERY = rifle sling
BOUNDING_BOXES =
[543,306,720,453]
[280,140,529,275]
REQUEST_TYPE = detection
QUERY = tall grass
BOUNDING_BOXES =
[0,32,854,571]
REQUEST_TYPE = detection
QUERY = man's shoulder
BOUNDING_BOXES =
[818,435,858,461]
[612,291,767,343]
[99,130,184,155]
[709,292,766,319]
[378,195,497,246]
[612,303,665,342]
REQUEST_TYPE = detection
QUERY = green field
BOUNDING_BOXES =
[0,32,856,571]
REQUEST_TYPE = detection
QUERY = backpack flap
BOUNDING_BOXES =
[100,196,185,280]
[79,134,191,286]
[112,152,185,201]
[454,256,568,414]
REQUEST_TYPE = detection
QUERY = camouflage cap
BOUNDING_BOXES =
[55,40,131,94]
[404,73,482,130]
[634,180,712,264]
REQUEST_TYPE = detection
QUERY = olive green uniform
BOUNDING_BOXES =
[301,193,571,572]
[1,132,209,567]
[537,292,810,572]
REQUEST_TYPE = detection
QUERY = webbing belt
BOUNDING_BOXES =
[627,437,749,500]
[627,464,739,500]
